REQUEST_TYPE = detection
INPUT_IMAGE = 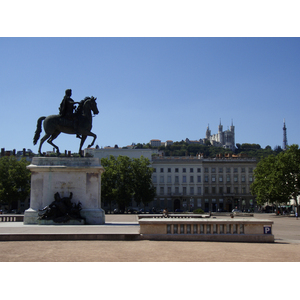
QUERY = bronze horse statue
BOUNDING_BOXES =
[33,96,99,156]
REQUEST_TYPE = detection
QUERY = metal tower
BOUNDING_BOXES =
[283,119,288,150]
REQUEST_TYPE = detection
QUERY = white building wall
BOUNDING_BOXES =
[152,157,257,212]
[150,139,162,147]
[84,148,159,161]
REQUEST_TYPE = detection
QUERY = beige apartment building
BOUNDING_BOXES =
[151,155,257,212]
[85,148,257,213]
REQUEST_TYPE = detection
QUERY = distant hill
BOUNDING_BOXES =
[134,142,283,160]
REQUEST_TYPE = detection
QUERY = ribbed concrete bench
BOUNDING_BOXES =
[139,218,274,242]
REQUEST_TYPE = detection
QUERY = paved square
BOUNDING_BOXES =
[0,213,299,262]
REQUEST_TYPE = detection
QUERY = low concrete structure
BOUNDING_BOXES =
[0,215,24,222]
[37,219,85,225]
[137,214,210,219]
[139,218,274,242]
[231,213,254,217]
[24,157,105,225]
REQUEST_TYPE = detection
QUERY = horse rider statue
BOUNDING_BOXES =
[59,89,80,137]
[33,88,99,156]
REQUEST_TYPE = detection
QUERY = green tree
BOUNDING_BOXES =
[131,157,156,207]
[101,155,134,212]
[251,155,277,206]
[251,145,300,214]
[101,155,156,212]
[135,143,144,149]
[240,143,261,150]
[278,145,300,214]
[0,157,31,211]
[187,144,203,156]
[100,156,118,212]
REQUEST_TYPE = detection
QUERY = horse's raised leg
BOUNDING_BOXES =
[47,131,61,155]
[79,135,87,157]
[39,133,51,156]
[78,132,97,156]
[87,132,97,148]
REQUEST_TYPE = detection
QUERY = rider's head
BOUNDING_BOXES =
[65,89,72,97]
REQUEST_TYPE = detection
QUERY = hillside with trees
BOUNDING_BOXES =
[134,141,283,160]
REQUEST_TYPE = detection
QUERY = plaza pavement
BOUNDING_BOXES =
[0,213,299,262]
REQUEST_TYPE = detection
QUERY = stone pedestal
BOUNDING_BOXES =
[24,157,105,225]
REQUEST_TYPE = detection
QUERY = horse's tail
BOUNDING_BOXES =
[33,117,46,145]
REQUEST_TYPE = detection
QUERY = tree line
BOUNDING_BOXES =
[134,141,283,160]
[2,144,298,214]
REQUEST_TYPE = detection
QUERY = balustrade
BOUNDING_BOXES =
[139,218,274,242]
[0,215,23,222]
[165,223,244,235]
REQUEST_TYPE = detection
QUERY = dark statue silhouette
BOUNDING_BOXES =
[38,192,84,223]
[33,89,99,156]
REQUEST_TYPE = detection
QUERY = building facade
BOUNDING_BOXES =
[150,139,163,147]
[84,148,257,213]
[151,155,256,212]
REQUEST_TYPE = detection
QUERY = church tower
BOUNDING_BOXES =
[230,119,235,134]
[218,119,223,144]
[283,119,288,150]
[230,119,235,150]
[206,124,211,139]
[218,119,223,133]
[230,119,234,129]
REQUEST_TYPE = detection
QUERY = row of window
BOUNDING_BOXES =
[157,185,249,195]
[153,174,253,184]
[154,167,253,173]
[154,198,254,206]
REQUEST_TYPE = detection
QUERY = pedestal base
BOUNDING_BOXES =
[80,208,105,225]
[24,157,105,225]
[24,208,105,225]
[24,208,39,225]
[38,219,85,225]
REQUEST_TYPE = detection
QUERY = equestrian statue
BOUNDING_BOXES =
[33,89,99,156]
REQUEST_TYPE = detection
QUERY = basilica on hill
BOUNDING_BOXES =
[185,120,236,152]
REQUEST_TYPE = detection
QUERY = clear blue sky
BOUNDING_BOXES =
[1,37,299,153]
[0,1,298,293]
